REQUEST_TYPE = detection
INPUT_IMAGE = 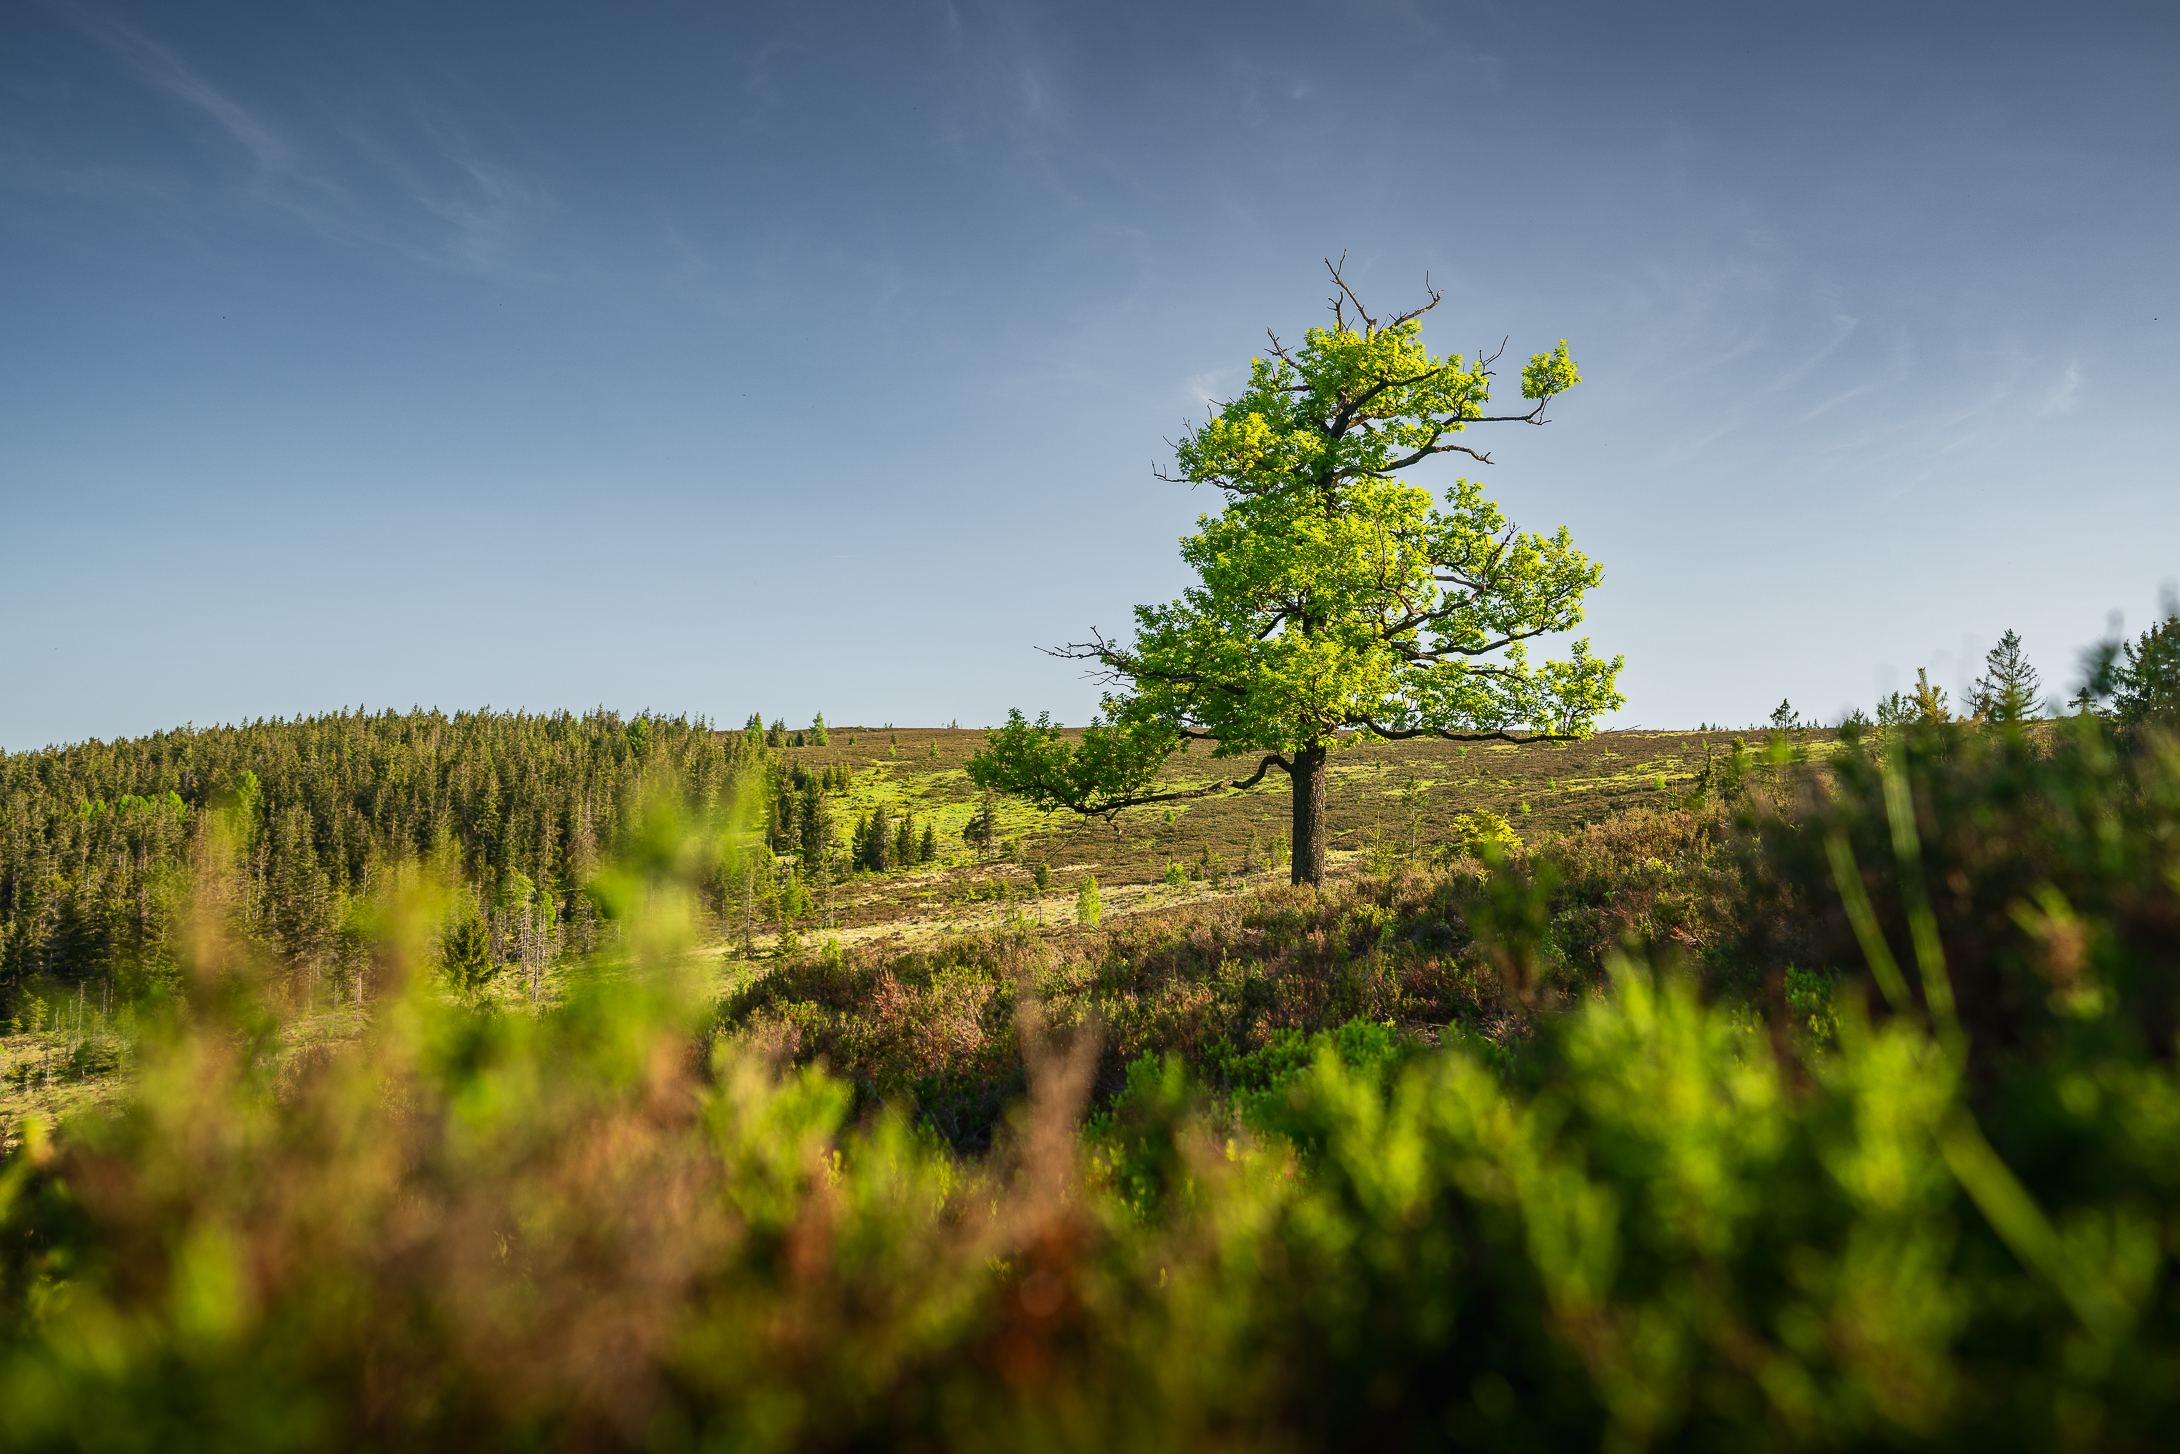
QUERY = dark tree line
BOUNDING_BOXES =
[767,760,851,869]
[851,803,937,873]
[0,709,766,1012]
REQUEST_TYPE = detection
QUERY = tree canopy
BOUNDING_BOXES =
[969,260,1623,885]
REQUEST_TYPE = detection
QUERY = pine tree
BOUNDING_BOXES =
[918,823,937,863]
[962,792,998,855]
[809,713,830,747]
[2113,611,2180,730]
[1910,669,1951,725]
[767,718,788,749]
[857,804,892,873]
[893,813,915,869]
[1969,629,2043,723]
[797,778,826,869]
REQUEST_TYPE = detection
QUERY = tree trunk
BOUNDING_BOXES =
[1290,743,1328,887]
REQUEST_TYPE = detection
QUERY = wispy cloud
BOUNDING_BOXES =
[70,7,292,172]
[1183,364,1244,409]
[46,4,550,277]
[2043,360,2083,415]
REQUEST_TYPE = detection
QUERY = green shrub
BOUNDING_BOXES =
[1452,808,1523,860]
[12,729,2180,1450]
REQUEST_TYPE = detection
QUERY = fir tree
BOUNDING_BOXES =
[2113,610,2180,730]
[962,792,999,855]
[1970,630,2043,723]
[797,778,827,869]
[809,713,829,747]
[857,804,892,873]
[918,823,937,863]
[1910,669,1951,725]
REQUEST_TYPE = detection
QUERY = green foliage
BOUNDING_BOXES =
[1215,1017,1431,1153]
[966,709,1179,817]
[1452,808,1523,860]
[1746,715,2180,1075]
[961,790,999,854]
[807,712,830,746]
[438,907,496,998]
[1075,874,1101,926]
[854,802,893,873]
[19,773,2180,1450]
[1969,628,2043,723]
[1911,667,1953,724]
[0,708,759,1019]
[2111,609,2180,730]
[969,266,1623,884]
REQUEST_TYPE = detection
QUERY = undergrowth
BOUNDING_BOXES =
[3,720,2179,1449]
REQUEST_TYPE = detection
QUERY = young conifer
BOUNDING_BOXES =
[1910,669,1951,725]
[2112,609,2180,729]
[861,803,892,872]
[1969,629,2043,723]
[963,792,998,855]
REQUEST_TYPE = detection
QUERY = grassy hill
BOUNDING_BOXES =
[756,723,1813,944]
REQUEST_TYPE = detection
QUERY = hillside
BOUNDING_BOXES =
[763,723,1814,945]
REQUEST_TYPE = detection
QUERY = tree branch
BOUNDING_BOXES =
[1357,717,1577,745]
[1055,753,1293,820]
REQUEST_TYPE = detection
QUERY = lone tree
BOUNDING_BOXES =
[967,259,1623,887]
[1967,629,2042,723]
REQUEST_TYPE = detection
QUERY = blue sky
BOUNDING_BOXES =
[2,0,2174,750]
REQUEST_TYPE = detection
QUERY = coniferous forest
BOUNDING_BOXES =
[0,709,764,1010]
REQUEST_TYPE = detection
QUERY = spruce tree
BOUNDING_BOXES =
[963,792,998,855]
[859,804,892,872]
[1910,669,1951,725]
[809,713,830,747]
[2113,611,2180,730]
[1969,629,2043,723]
[797,778,826,869]
[919,823,937,863]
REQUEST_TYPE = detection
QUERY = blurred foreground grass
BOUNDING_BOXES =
[5,721,2180,1450]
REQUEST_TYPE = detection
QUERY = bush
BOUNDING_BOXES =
[1452,808,1523,860]
[13,730,2180,1449]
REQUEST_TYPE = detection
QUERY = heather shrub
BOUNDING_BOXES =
[8,733,2180,1450]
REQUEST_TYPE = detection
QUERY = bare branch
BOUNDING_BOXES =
[1323,255,1443,337]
